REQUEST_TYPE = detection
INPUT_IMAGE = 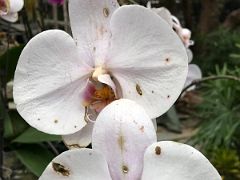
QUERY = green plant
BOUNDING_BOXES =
[189,65,240,179]
[209,148,240,180]
[194,28,240,75]
[230,43,240,61]
[191,65,240,150]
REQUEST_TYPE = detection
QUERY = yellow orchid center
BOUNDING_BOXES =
[83,83,116,123]
[93,85,115,102]
[82,66,118,122]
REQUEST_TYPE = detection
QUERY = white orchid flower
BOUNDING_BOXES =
[0,0,24,22]
[13,0,188,147]
[40,99,221,180]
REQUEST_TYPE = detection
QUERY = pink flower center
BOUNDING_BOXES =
[0,0,9,15]
[82,79,117,122]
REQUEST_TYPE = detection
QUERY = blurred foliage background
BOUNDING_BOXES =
[0,0,240,179]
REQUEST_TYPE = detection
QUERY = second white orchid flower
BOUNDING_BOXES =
[39,99,221,180]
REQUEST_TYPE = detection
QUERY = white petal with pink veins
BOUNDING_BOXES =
[39,149,111,180]
[13,30,92,135]
[108,5,188,119]
[92,99,157,180]
[142,141,221,180]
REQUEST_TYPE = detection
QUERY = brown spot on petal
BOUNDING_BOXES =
[167,95,170,99]
[122,165,129,174]
[74,125,77,128]
[103,7,109,17]
[118,135,125,152]
[52,162,70,176]
[37,118,40,121]
[93,46,96,52]
[66,144,82,149]
[155,146,161,155]
[54,120,58,124]
[152,90,154,94]
[136,84,143,96]
[165,58,170,63]
[139,126,144,133]
[99,25,107,36]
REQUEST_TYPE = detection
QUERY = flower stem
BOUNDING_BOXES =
[180,75,240,97]
[47,142,59,156]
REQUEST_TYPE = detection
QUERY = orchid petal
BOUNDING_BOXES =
[152,118,157,131]
[141,141,221,180]
[1,12,18,22]
[151,7,173,27]
[39,149,111,180]
[184,64,202,90]
[108,5,188,119]
[13,30,92,135]
[172,15,181,27]
[92,99,157,180]
[186,48,193,63]
[181,28,191,39]
[180,28,192,47]
[63,122,94,149]
[146,1,151,8]
[9,0,23,13]
[69,0,119,66]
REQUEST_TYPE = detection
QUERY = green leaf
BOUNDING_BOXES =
[4,112,14,138]
[157,106,182,133]
[12,127,61,143]
[236,43,240,48]
[4,110,29,139]
[0,45,24,81]
[230,54,240,59]
[15,144,55,177]
[0,94,13,138]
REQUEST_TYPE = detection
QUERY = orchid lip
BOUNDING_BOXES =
[82,67,120,122]
[92,66,107,81]
[0,0,10,15]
